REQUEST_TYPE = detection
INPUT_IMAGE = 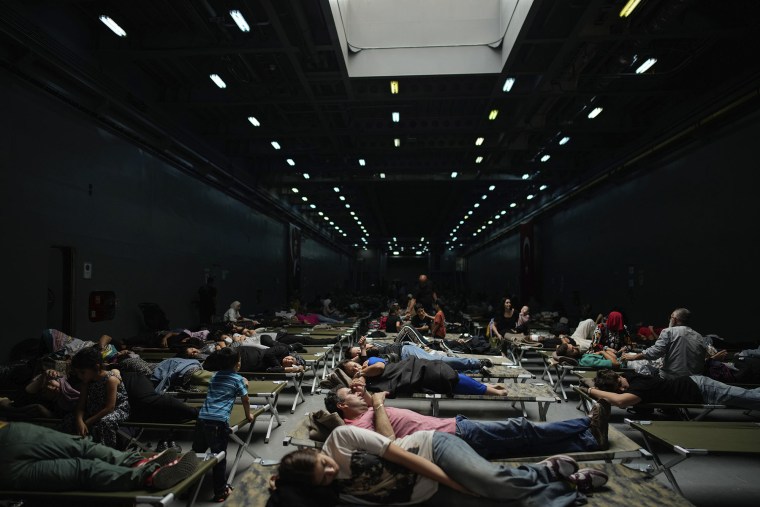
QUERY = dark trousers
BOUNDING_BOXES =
[192,419,230,496]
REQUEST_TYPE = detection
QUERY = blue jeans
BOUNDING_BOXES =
[192,419,230,496]
[426,432,579,507]
[400,344,481,371]
[454,415,598,459]
[690,375,760,410]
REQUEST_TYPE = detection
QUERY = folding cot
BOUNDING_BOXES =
[571,376,727,421]
[0,451,225,507]
[282,410,644,464]
[498,333,547,366]
[240,370,306,414]
[539,351,633,401]
[169,379,287,443]
[625,419,760,496]
[224,460,696,507]
[472,363,535,383]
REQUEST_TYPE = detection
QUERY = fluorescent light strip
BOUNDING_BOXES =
[588,107,603,119]
[359,159,366,166]
[619,0,642,18]
[394,138,401,147]
[303,173,310,179]
[379,173,386,179]
[248,116,260,127]
[475,137,484,146]
[99,16,127,37]
[559,136,570,145]
[488,109,498,120]
[502,77,515,92]
[209,74,226,89]
[475,156,483,163]
[392,112,400,123]
[271,141,281,150]
[390,80,399,94]
[635,57,657,74]
[541,154,551,162]
[286,159,295,166]
[229,10,250,32]
[451,171,458,178]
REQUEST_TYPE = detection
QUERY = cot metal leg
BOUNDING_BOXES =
[264,395,283,443]
[431,400,439,417]
[228,422,262,485]
[290,373,306,413]
[638,433,687,497]
[542,357,555,386]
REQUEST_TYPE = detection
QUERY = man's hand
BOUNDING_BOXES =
[371,391,387,408]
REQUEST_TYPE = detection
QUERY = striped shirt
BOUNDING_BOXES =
[198,370,247,423]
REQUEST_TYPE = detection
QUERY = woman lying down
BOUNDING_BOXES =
[266,425,608,507]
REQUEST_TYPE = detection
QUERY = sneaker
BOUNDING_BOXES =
[589,400,611,451]
[479,358,494,368]
[132,448,179,468]
[568,468,609,492]
[146,452,199,490]
[538,455,578,480]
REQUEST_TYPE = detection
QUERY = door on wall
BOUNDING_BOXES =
[47,246,75,334]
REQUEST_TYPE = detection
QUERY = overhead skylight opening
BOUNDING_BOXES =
[380,173,386,179]
[394,138,401,147]
[392,112,400,123]
[229,10,251,32]
[333,187,340,192]
[476,156,483,163]
[559,136,570,145]
[540,154,551,162]
[635,57,657,74]
[451,171,458,178]
[291,187,299,193]
[286,159,295,166]
[619,0,642,18]
[303,173,310,179]
[359,158,366,166]
[390,80,399,94]
[99,16,127,37]
[588,107,603,119]
[475,137,484,146]
[488,185,495,191]
[248,116,260,127]
[502,77,515,92]
[488,109,499,120]
[209,74,227,89]
[271,141,281,150]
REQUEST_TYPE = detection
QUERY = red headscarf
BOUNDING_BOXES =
[606,311,624,332]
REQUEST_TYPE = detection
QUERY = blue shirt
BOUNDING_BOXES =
[198,370,247,423]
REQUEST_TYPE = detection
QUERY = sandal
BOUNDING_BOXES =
[212,485,233,502]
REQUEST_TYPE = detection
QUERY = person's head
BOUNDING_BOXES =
[338,359,360,377]
[520,305,530,315]
[557,342,581,358]
[502,297,513,310]
[669,308,690,327]
[593,369,628,392]
[345,345,361,359]
[176,346,201,359]
[388,305,398,316]
[215,346,242,371]
[324,386,369,419]
[606,311,624,332]
[230,300,241,310]
[418,274,428,285]
[415,304,426,317]
[70,346,104,381]
[282,355,298,368]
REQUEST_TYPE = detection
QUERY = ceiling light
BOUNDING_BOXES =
[500,210,506,215]
[359,159,366,166]
[502,77,515,92]
[318,211,324,216]
[229,9,250,32]
[271,141,281,150]
[98,15,127,37]
[522,173,529,180]
[390,80,399,94]
[559,136,570,145]
[333,187,340,192]
[339,195,346,201]
[488,220,493,225]
[323,216,329,221]
[351,211,356,216]
[474,203,480,208]
[468,211,473,215]
[415,251,422,255]
[481,194,487,200]
[286,159,295,166]
[392,112,400,123]
[301,196,308,202]
[345,204,350,208]
[476,156,483,163]
[527,194,535,200]
[488,109,498,120]
[379,173,386,179]
[540,184,548,191]
[510,202,517,208]
[475,137,484,146]
[329,221,334,225]
[393,237,397,241]
[494,215,500,220]
[459,220,464,225]
[291,187,299,193]
[635,57,657,74]
[541,154,551,162]
[303,173,310,179]
[464,215,469,220]
[310,204,316,209]
[488,185,495,191]
[588,107,603,119]
[394,138,401,147]
[248,116,260,127]
[451,171,458,179]
[209,74,226,89]
[619,0,642,18]
[393,251,400,256]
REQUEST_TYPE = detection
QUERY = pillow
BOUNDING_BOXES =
[307,409,345,441]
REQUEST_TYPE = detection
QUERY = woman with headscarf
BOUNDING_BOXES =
[591,311,630,352]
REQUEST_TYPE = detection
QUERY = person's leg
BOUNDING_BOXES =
[401,344,480,371]
[455,415,597,458]
[452,374,488,395]
[427,432,578,507]
[204,421,230,498]
[691,375,760,410]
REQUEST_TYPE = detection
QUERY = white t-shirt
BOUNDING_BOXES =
[322,426,437,505]
[223,308,240,322]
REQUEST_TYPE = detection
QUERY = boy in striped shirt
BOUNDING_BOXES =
[191,347,253,502]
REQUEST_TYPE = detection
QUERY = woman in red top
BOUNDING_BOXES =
[431,299,447,339]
